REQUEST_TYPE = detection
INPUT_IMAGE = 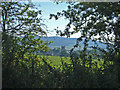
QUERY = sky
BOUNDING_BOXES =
[31,1,115,39]
[31,1,81,38]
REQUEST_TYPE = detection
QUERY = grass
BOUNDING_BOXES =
[23,55,113,72]
[43,56,71,65]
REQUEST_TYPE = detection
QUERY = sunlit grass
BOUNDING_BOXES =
[22,55,113,71]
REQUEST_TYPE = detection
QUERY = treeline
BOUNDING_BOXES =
[38,47,104,59]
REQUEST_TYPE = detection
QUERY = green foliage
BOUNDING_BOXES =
[2,54,118,88]
[49,2,120,88]
[1,2,50,88]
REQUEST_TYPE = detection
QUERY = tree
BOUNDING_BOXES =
[1,2,51,87]
[50,2,120,87]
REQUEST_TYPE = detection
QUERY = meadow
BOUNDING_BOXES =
[23,55,113,72]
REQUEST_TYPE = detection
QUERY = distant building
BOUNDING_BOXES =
[61,46,65,50]
[66,50,71,53]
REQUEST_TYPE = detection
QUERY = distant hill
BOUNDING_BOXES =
[34,36,106,50]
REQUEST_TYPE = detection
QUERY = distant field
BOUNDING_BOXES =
[23,55,113,71]
[40,56,71,65]
[36,55,113,70]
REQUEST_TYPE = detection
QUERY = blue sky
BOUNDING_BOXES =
[33,1,115,39]
[31,1,81,38]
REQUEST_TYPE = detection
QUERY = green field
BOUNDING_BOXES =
[23,55,113,71]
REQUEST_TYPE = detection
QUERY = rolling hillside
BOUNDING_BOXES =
[35,36,107,50]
